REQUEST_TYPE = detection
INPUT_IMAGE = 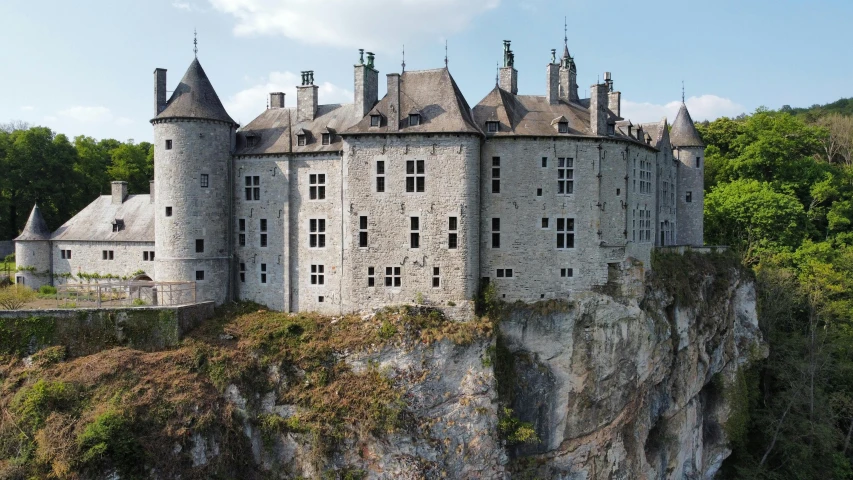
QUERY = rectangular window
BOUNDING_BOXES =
[309,174,326,200]
[165,206,172,217]
[542,157,548,168]
[259,219,268,247]
[195,239,204,253]
[410,216,420,249]
[359,216,368,248]
[558,122,569,133]
[486,121,498,132]
[639,161,652,194]
[196,270,205,281]
[696,157,701,168]
[370,115,381,127]
[200,174,209,188]
[310,264,325,285]
[432,267,440,288]
[496,268,514,278]
[686,191,693,203]
[541,218,549,229]
[448,216,458,249]
[309,219,326,248]
[297,135,306,147]
[560,268,574,277]
[239,219,246,247]
[245,176,260,201]
[165,139,172,150]
[556,218,575,249]
[385,266,401,287]
[376,161,385,193]
[102,250,114,260]
[406,160,425,193]
[322,133,331,145]
[491,217,500,249]
[239,262,246,283]
[558,157,574,195]
[491,156,500,194]
[260,263,267,284]
[143,251,155,261]
[368,267,375,287]
[61,249,72,259]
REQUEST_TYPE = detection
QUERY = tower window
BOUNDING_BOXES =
[542,157,548,168]
[491,218,500,248]
[368,267,375,287]
[195,239,204,253]
[260,219,268,247]
[359,216,368,248]
[558,157,574,195]
[695,157,701,168]
[245,176,260,201]
[376,161,385,193]
[492,157,500,194]
[238,219,246,247]
[322,133,331,145]
[432,267,441,288]
[200,174,209,188]
[406,160,425,193]
[309,218,326,248]
[196,270,205,281]
[556,218,575,249]
[239,262,246,283]
[165,206,172,217]
[486,121,499,132]
[310,264,325,285]
[410,216,420,249]
[165,139,172,150]
[260,263,267,284]
[448,216,458,249]
[686,191,693,203]
[385,266,401,287]
[309,174,326,200]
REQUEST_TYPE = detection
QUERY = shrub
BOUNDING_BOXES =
[498,407,539,445]
[11,380,77,431]
[38,285,57,295]
[0,286,37,310]
[77,409,143,474]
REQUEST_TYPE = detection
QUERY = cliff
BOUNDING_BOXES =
[0,251,762,479]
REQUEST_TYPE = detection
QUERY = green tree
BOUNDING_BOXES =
[107,141,152,193]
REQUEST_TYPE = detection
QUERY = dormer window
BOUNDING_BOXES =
[558,121,568,134]
[607,124,616,136]
[486,121,499,133]
[111,219,124,232]
[409,113,420,126]
[246,135,258,148]
[296,128,308,146]
[370,114,381,127]
[322,133,330,145]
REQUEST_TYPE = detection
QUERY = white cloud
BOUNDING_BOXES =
[172,1,196,11]
[621,95,745,124]
[20,106,34,112]
[225,71,353,125]
[58,106,114,123]
[208,0,500,51]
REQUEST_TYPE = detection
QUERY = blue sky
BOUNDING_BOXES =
[0,0,850,143]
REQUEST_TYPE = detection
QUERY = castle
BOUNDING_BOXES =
[14,38,705,314]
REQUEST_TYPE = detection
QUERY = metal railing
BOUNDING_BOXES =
[55,281,197,308]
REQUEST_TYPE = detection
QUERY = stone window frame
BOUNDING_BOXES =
[432,266,441,288]
[238,218,246,247]
[60,249,72,260]
[310,264,325,286]
[367,267,376,288]
[245,176,261,201]
[557,121,569,134]
[686,191,693,203]
[410,216,421,250]
[165,206,173,217]
[260,263,268,284]
[409,113,421,126]
[557,157,574,195]
[196,270,205,281]
[560,267,574,278]
[195,239,205,253]
[405,160,425,194]
[297,133,307,147]
[309,172,327,200]
[384,266,402,288]
[448,216,458,250]
[321,133,331,145]
[541,217,550,229]
[491,217,501,249]
[102,250,114,260]
[486,121,499,133]
[200,173,209,188]
[556,218,575,249]
[308,218,327,249]
[491,156,501,194]
[638,160,652,195]
[259,218,268,248]
[165,139,173,150]
[375,160,386,193]
[496,268,514,278]
[370,114,382,127]
[542,157,548,168]
[358,215,368,248]
[239,262,246,283]
[143,251,155,261]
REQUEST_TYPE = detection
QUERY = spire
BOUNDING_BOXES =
[193,29,198,58]
[495,62,499,86]
[153,58,237,125]
[401,44,406,72]
[682,80,685,104]
[444,39,448,68]
[15,204,51,241]
[670,103,705,147]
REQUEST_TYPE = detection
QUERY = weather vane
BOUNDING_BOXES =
[682,80,685,104]
[564,16,568,45]
[445,40,448,68]
[402,44,406,72]
[193,29,198,58]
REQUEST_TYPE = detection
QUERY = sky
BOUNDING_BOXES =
[0,0,850,143]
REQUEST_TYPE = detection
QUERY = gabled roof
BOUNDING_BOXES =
[640,118,671,150]
[15,204,51,241]
[670,104,704,147]
[234,102,359,155]
[343,68,481,135]
[51,195,154,243]
[154,58,237,126]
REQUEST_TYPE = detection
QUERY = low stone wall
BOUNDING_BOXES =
[0,302,214,357]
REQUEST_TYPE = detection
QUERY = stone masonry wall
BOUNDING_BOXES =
[14,240,51,290]
[51,240,154,284]
[676,146,705,246]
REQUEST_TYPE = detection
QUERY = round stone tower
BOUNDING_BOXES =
[671,103,705,246]
[13,204,52,290]
[150,58,237,305]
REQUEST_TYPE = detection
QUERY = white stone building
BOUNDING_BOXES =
[15,39,705,313]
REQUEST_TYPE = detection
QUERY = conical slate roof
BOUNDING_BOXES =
[670,104,704,147]
[154,58,237,125]
[15,204,51,241]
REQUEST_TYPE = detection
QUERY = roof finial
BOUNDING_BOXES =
[193,28,198,58]
[682,80,685,104]
[444,39,448,68]
[402,44,406,72]
[495,62,499,86]
[564,16,568,46]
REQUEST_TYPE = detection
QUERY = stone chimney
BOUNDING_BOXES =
[154,68,167,115]
[499,40,518,95]
[296,71,319,122]
[355,50,379,118]
[387,73,400,132]
[149,180,155,204]
[547,54,560,105]
[590,83,610,136]
[269,92,285,109]
[605,72,621,118]
[111,181,128,205]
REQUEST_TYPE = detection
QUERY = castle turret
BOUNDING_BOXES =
[151,57,237,304]
[13,204,52,290]
[671,103,705,246]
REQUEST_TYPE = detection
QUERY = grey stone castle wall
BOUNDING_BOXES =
[14,240,51,289]
[153,119,234,305]
[676,146,705,246]
[51,240,154,284]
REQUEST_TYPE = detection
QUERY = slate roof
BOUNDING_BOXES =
[234,103,359,155]
[154,58,237,126]
[344,68,481,135]
[51,195,154,243]
[670,104,704,147]
[639,118,671,151]
[15,204,51,241]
